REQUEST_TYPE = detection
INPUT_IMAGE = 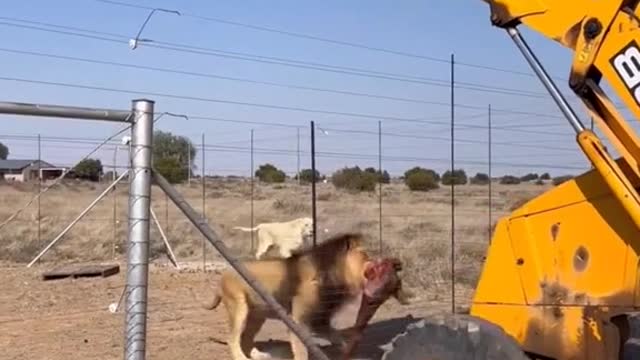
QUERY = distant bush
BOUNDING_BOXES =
[364,167,391,184]
[404,167,439,182]
[296,168,321,184]
[540,172,551,180]
[552,175,573,186]
[0,141,8,160]
[520,173,539,182]
[441,169,467,185]
[535,179,545,185]
[470,172,490,185]
[74,158,103,182]
[500,175,521,185]
[404,168,439,191]
[331,166,377,192]
[380,170,391,184]
[255,163,286,183]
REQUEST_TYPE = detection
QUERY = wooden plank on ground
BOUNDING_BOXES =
[42,263,120,281]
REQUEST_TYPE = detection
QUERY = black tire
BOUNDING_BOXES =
[622,313,640,360]
[380,313,530,360]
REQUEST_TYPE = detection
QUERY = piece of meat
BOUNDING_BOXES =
[339,257,413,359]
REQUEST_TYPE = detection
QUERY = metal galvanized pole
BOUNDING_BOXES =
[297,127,301,185]
[152,170,330,360]
[123,99,154,360]
[378,121,383,255]
[0,101,132,122]
[149,207,179,269]
[250,129,255,252]
[165,192,169,238]
[201,133,206,271]
[450,53,456,314]
[310,121,317,247]
[37,134,41,253]
[113,145,118,259]
[488,104,493,242]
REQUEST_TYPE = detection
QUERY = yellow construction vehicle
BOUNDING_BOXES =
[380,1,640,359]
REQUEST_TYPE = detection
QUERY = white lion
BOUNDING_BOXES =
[233,217,314,259]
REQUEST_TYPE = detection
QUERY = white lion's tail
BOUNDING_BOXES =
[233,225,259,232]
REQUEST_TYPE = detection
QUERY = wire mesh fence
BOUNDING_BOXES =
[0,131,596,360]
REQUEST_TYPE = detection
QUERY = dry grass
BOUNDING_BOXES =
[0,178,548,294]
[0,178,552,359]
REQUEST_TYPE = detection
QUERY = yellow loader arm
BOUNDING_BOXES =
[486,0,640,228]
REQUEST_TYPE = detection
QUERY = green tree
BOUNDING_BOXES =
[520,173,539,181]
[500,175,521,185]
[0,142,8,160]
[297,168,321,184]
[365,167,391,184]
[540,172,551,180]
[404,167,440,183]
[154,158,186,184]
[441,169,467,185]
[152,130,196,184]
[255,163,286,183]
[74,158,103,181]
[470,172,490,185]
[331,166,377,192]
[380,170,391,184]
[404,168,439,191]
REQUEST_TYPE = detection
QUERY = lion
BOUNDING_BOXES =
[233,216,314,259]
[202,232,371,360]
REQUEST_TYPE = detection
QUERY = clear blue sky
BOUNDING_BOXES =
[0,0,629,178]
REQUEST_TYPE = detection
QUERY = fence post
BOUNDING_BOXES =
[113,143,118,259]
[296,127,301,185]
[37,133,41,256]
[488,104,492,242]
[310,121,317,247]
[378,121,382,255]
[201,133,206,271]
[123,99,154,360]
[250,129,255,253]
[450,53,456,314]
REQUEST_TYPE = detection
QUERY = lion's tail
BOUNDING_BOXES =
[202,291,222,310]
[233,225,259,232]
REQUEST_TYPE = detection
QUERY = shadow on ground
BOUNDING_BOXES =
[255,315,418,360]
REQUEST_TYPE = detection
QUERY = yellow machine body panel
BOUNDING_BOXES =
[468,1,640,358]
[471,161,640,359]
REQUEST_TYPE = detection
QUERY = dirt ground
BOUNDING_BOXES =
[0,259,471,360]
[0,179,546,359]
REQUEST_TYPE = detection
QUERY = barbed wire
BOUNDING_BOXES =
[0,132,589,171]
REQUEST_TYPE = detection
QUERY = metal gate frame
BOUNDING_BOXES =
[0,99,328,360]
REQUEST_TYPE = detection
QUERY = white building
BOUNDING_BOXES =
[0,159,67,182]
